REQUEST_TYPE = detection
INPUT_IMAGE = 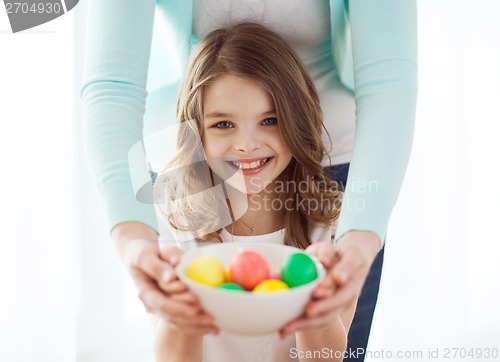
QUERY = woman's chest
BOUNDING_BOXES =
[193,0,331,47]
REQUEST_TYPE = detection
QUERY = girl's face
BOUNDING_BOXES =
[202,74,293,195]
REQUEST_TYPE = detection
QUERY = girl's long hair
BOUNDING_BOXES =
[154,22,342,249]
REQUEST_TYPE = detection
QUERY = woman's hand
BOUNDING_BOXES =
[157,245,220,335]
[112,221,218,335]
[280,230,380,337]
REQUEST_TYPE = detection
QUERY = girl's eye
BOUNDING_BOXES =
[214,121,233,129]
[262,118,278,125]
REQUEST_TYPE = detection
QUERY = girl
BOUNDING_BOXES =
[153,22,356,362]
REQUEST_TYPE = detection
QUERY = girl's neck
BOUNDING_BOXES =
[225,185,285,236]
[229,209,285,236]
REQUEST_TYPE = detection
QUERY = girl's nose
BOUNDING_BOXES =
[234,130,262,153]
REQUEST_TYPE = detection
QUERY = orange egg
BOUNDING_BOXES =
[224,269,231,282]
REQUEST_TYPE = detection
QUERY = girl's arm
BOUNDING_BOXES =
[295,300,357,362]
[281,241,365,361]
[154,319,204,362]
[152,246,218,362]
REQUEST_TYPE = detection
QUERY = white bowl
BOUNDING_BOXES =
[176,242,325,336]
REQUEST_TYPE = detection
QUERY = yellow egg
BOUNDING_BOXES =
[186,256,225,287]
[253,279,289,293]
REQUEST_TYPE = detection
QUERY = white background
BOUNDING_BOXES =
[1,1,499,361]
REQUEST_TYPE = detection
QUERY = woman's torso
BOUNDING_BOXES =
[146,0,355,169]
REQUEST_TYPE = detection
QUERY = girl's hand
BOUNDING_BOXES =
[279,231,380,336]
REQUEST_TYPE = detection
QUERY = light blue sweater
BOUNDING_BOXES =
[80,0,418,244]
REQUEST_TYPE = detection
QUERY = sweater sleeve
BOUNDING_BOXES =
[80,0,158,233]
[333,0,418,247]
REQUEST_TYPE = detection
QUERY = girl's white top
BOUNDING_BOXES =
[201,226,334,362]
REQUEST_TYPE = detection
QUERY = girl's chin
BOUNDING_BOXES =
[210,167,274,195]
[228,185,262,195]
[225,180,267,195]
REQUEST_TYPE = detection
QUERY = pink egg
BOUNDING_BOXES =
[230,251,269,290]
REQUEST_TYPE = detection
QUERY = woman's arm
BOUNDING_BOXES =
[80,0,211,336]
[333,0,419,246]
[80,0,157,231]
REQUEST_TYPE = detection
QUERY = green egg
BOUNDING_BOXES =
[219,282,245,292]
[281,253,318,288]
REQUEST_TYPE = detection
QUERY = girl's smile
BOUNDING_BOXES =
[202,74,293,194]
[226,156,273,175]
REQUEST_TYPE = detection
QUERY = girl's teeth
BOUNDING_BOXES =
[231,158,269,169]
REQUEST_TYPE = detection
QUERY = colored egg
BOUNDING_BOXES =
[230,251,269,290]
[224,269,231,282]
[281,253,318,288]
[269,271,281,280]
[219,282,245,292]
[186,256,225,287]
[253,279,289,293]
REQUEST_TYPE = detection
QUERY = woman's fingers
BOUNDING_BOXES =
[135,276,200,318]
[278,233,381,338]
[138,243,189,295]
[306,241,337,269]
[280,315,330,337]
[126,240,179,290]
[159,245,183,267]
[306,274,364,317]
[306,242,339,299]
[120,239,220,334]
[312,281,336,298]
[312,236,373,298]
[279,311,338,338]
[163,280,189,294]
[160,309,219,335]
[331,244,370,286]
[309,256,365,318]
[280,281,359,337]
[333,231,380,282]
[169,290,198,304]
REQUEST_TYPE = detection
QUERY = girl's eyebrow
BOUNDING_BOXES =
[204,109,276,118]
[261,109,276,116]
[204,111,232,119]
